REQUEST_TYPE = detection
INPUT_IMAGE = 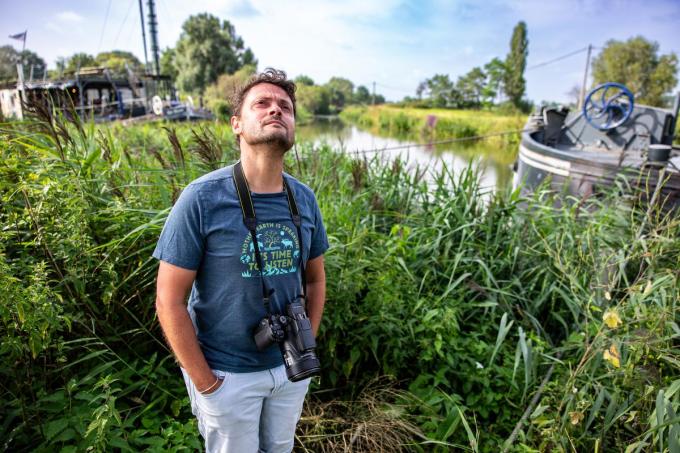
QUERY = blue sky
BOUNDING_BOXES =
[1,0,679,103]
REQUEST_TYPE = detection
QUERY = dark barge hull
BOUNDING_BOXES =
[515,98,680,211]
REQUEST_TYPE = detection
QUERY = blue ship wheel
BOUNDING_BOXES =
[583,82,634,130]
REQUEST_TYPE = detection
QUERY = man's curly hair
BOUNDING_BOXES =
[231,68,297,118]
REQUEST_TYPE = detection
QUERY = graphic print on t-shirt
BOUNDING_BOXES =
[239,222,300,278]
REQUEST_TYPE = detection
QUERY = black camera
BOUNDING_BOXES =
[253,297,320,382]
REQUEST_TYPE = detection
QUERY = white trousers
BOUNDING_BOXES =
[182,365,310,453]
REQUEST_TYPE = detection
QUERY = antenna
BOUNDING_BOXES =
[146,0,161,77]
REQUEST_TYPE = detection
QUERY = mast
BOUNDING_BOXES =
[138,0,150,73]
[578,44,593,110]
[146,0,161,77]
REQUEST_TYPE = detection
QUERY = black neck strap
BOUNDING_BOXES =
[233,161,306,315]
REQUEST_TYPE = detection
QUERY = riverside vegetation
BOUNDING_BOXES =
[340,105,526,167]
[1,106,679,452]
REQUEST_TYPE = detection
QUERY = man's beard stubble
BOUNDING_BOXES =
[245,126,295,154]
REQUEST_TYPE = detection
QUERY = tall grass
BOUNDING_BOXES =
[1,107,678,451]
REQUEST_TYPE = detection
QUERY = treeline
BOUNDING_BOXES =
[202,65,386,121]
[406,24,678,111]
[404,22,530,112]
[0,46,148,82]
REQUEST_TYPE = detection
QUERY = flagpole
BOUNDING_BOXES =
[21,30,26,53]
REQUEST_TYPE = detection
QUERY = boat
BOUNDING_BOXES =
[0,0,212,124]
[0,66,212,123]
[514,82,680,211]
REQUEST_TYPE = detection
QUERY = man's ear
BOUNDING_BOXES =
[230,115,241,135]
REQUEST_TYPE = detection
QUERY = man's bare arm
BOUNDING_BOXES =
[305,255,326,337]
[156,261,220,392]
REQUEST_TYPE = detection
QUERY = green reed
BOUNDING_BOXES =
[1,108,678,452]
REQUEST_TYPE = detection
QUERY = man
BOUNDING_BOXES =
[153,68,328,452]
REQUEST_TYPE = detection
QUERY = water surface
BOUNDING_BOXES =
[297,117,515,191]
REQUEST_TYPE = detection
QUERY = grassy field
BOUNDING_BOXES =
[1,107,679,451]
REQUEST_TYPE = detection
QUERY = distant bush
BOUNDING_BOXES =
[211,100,231,122]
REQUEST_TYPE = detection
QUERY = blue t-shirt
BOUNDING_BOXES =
[153,164,329,372]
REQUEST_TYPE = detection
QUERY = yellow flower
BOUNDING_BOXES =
[603,310,622,329]
[603,344,621,368]
[569,411,584,425]
[604,291,612,301]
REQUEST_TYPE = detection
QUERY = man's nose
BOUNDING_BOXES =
[269,104,282,116]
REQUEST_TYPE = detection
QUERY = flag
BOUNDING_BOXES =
[9,31,27,42]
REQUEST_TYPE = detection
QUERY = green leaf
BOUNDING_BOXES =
[53,428,77,443]
[657,390,666,452]
[667,404,679,453]
[488,312,513,367]
[585,387,607,431]
[44,418,69,441]
[435,409,460,441]
[457,406,478,452]
[530,404,548,419]
[666,380,680,399]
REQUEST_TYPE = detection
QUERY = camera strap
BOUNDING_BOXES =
[232,161,306,316]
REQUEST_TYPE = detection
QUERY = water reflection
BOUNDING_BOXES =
[297,116,514,191]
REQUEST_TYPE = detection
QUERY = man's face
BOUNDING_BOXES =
[231,83,295,152]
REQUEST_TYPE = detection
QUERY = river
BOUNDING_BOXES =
[296,116,515,191]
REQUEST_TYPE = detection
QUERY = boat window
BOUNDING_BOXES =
[86,88,100,103]
[119,88,133,104]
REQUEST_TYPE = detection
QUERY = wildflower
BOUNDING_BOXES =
[603,344,621,368]
[643,280,653,296]
[604,291,612,301]
[603,309,622,329]
[569,411,584,425]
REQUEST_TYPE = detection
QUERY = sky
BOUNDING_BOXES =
[1,0,679,103]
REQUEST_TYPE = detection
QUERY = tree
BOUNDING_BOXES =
[297,85,331,115]
[566,84,581,107]
[60,52,97,74]
[203,64,257,112]
[456,66,486,108]
[482,57,506,104]
[416,81,427,99]
[0,46,19,81]
[325,77,354,111]
[504,21,528,107]
[294,75,314,86]
[173,13,257,94]
[0,46,47,81]
[420,74,455,107]
[354,85,371,104]
[591,36,678,107]
[160,47,177,80]
[95,50,143,76]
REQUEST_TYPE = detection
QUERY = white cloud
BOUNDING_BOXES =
[56,11,85,23]
[45,22,63,34]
